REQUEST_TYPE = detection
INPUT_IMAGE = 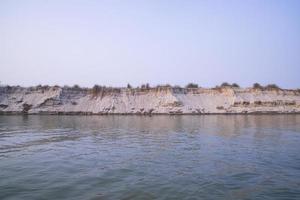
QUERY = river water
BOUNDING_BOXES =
[0,115,300,200]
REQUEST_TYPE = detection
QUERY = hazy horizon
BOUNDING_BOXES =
[1,0,300,88]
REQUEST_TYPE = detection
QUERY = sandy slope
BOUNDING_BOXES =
[0,86,299,114]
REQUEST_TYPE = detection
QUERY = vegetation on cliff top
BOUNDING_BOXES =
[0,82,289,92]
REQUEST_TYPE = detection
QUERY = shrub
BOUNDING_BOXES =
[185,83,198,88]
[5,85,12,90]
[253,83,263,89]
[72,84,80,90]
[154,84,171,90]
[157,84,172,88]
[42,85,50,90]
[141,83,150,90]
[145,83,150,89]
[221,82,231,87]
[91,84,102,95]
[265,84,281,90]
[232,83,240,88]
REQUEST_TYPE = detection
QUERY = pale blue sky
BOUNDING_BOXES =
[0,0,299,88]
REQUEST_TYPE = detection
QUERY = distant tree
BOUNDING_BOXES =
[91,84,101,94]
[42,85,50,90]
[141,83,150,89]
[185,83,198,88]
[265,84,280,90]
[253,83,263,89]
[221,82,231,87]
[72,84,80,90]
[154,84,172,90]
[232,83,240,88]
[145,83,150,89]
[127,83,132,89]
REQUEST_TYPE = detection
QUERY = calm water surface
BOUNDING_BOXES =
[0,115,300,200]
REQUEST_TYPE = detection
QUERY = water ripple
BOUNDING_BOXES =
[0,115,300,200]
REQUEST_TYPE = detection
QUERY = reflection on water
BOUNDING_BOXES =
[0,115,300,200]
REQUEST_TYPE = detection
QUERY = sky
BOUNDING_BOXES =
[0,0,299,88]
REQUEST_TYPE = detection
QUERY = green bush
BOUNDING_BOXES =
[265,84,281,90]
[232,83,240,88]
[253,83,263,89]
[91,85,102,95]
[185,83,198,88]
[221,82,231,87]
[72,84,81,90]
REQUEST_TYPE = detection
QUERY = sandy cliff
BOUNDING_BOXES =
[0,86,300,114]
